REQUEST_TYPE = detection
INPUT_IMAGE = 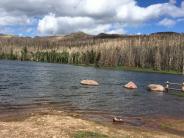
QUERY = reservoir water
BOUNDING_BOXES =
[0,60,184,118]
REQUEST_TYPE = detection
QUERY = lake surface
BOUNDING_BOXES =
[0,60,184,119]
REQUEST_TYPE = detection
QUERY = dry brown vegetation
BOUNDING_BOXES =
[0,32,184,73]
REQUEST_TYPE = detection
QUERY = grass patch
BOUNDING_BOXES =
[73,131,109,138]
[105,66,180,75]
[75,64,181,75]
[132,93,141,96]
[160,123,171,129]
[170,92,184,97]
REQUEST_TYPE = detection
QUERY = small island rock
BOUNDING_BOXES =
[148,84,165,92]
[182,83,184,92]
[80,80,99,86]
[124,81,137,89]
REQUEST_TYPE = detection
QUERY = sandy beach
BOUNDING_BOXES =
[0,109,184,138]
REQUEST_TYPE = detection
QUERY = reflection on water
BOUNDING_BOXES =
[0,60,184,118]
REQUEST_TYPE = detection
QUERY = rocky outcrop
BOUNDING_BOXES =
[80,80,99,86]
[124,81,137,89]
[147,84,165,92]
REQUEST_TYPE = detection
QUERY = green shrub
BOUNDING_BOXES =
[73,131,109,138]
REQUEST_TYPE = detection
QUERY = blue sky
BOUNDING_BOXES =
[134,0,184,34]
[138,0,170,6]
[0,0,184,36]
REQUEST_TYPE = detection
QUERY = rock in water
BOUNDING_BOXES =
[124,81,137,89]
[182,87,184,92]
[113,117,124,123]
[182,83,184,92]
[80,80,99,86]
[147,84,165,92]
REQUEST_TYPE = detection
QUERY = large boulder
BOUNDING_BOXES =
[80,80,99,86]
[124,81,137,89]
[182,83,184,92]
[147,84,165,92]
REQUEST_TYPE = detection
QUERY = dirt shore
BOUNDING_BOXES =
[0,110,184,138]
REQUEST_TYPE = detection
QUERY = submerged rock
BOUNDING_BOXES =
[147,84,165,92]
[80,80,99,86]
[124,81,137,89]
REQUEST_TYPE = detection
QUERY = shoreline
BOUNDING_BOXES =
[0,59,182,75]
[75,64,181,75]
[0,109,184,138]
[0,59,184,137]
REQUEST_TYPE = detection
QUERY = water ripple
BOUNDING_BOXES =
[0,60,184,118]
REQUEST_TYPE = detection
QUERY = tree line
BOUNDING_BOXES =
[0,32,184,74]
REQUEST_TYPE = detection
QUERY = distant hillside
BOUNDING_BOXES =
[64,32,93,40]
[1,31,183,41]
[0,33,15,38]
[95,33,123,39]
[151,32,182,35]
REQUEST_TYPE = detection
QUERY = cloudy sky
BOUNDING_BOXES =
[0,0,184,36]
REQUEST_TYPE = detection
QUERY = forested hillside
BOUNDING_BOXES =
[0,32,184,74]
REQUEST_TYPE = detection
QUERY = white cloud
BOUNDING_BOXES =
[0,0,184,35]
[159,18,176,27]
[38,13,95,35]
[116,2,162,23]
[0,16,30,26]
[36,0,184,35]
[37,13,125,35]
[38,13,59,35]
